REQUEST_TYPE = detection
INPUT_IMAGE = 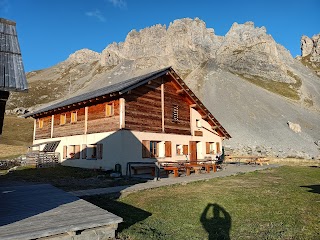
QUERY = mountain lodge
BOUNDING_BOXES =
[25,67,230,174]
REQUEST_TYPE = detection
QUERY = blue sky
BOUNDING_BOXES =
[1,0,319,72]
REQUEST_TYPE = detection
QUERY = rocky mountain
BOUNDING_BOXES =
[7,18,320,159]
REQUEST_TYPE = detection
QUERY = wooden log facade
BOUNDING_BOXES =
[35,100,120,140]
[34,76,192,140]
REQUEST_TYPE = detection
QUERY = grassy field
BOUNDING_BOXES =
[0,165,146,191]
[85,166,320,240]
[0,115,33,159]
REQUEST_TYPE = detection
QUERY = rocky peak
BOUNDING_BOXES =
[100,18,223,69]
[299,33,320,76]
[301,34,320,61]
[67,48,100,64]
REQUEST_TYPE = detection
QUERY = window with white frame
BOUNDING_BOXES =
[176,144,183,155]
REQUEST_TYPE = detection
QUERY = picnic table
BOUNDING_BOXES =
[226,155,269,166]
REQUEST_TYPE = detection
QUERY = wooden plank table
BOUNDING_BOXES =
[226,156,268,166]
[0,184,122,240]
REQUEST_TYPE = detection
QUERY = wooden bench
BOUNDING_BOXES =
[163,166,179,177]
[131,165,155,176]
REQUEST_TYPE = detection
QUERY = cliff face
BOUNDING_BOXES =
[7,18,320,159]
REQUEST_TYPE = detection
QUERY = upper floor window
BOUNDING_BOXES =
[172,105,179,122]
[106,103,114,117]
[38,119,44,129]
[60,114,66,125]
[71,111,77,123]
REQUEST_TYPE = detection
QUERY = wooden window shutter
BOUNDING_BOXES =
[63,146,67,159]
[165,141,172,157]
[183,145,188,155]
[206,142,210,154]
[74,145,80,159]
[82,144,87,159]
[97,144,103,159]
[216,142,220,153]
[142,140,150,158]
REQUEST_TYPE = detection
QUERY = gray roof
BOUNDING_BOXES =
[25,67,171,117]
[0,18,27,92]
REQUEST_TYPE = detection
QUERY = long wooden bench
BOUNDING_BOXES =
[131,165,155,176]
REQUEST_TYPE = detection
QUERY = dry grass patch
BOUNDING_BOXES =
[0,115,33,159]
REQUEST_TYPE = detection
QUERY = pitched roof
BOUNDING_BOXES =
[26,67,231,138]
[0,18,27,92]
[25,67,171,117]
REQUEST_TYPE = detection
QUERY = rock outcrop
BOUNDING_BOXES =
[67,49,100,64]
[298,34,320,76]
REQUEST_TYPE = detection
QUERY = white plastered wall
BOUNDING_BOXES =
[32,108,224,175]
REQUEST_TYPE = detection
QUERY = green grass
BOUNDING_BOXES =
[237,73,302,101]
[85,166,320,240]
[0,115,33,159]
[300,55,320,73]
[0,165,145,191]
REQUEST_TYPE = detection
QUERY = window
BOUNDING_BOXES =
[172,105,179,122]
[62,145,79,159]
[38,119,44,129]
[71,111,77,123]
[142,140,160,158]
[176,144,183,156]
[60,114,66,125]
[106,103,114,117]
[196,119,202,128]
[150,141,158,158]
[89,144,97,159]
[206,142,215,154]
[87,144,103,160]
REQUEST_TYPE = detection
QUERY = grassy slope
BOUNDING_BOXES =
[86,166,320,240]
[0,115,33,159]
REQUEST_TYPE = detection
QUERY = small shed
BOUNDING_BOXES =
[0,18,27,134]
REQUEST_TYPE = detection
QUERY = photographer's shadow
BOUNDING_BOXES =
[200,203,231,240]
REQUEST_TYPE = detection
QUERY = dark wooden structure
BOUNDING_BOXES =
[0,18,27,134]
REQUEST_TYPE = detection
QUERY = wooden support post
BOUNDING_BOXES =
[84,106,88,134]
[119,98,125,129]
[33,119,36,141]
[161,81,165,132]
[50,115,54,138]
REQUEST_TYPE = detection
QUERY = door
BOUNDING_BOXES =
[189,141,197,163]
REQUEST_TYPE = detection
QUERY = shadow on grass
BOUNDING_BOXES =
[301,184,320,194]
[200,203,231,240]
[84,193,151,233]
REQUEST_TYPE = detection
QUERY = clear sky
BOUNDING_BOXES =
[1,0,319,72]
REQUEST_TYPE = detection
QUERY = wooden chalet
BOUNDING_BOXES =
[0,18,27,134]
[25,67,230,174]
